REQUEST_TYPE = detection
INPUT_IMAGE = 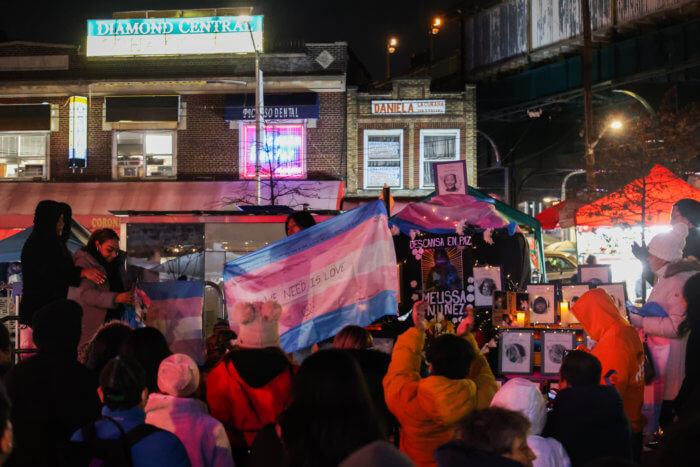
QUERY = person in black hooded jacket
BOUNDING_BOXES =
[5,299,101,467]
[543,350,632,467]
[19,200,104,327]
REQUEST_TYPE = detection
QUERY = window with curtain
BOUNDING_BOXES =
[420,130,460,188]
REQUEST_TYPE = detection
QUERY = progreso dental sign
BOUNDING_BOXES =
[87,16,263,57]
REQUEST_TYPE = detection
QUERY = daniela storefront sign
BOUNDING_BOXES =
[86,15,263,57]
[371,99,445,115]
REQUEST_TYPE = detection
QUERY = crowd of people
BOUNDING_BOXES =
[0,199,697,466]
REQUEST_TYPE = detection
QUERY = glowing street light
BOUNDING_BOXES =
[431,17,442,35]
[386,37,398,79]
[609,120,623,130]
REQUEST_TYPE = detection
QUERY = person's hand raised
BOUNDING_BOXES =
[412,301,429,333]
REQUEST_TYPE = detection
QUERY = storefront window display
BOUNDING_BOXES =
[364,129,403,189]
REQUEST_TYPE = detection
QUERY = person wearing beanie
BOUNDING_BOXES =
[145,354,233,467]
[207,301,295,466]
[490,378,571,467]
[629,223,700,431]
[70,356,190,467]
[5,299,101,466]
[285,211,316,236]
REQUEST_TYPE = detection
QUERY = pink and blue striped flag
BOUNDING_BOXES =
[138,281,205,363]
[224,200,398,353]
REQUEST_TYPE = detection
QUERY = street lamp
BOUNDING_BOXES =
[241,16,264,205]
[386,37,398,79]
[431,17,442,35]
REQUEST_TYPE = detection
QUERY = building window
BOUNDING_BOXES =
[0,132,49,179]
[364,129,403,189]
[240,124,306,179]
[420,129,460,188]
[115,131,176,179]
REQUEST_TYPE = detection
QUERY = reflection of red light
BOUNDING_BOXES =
[242,124,306,179]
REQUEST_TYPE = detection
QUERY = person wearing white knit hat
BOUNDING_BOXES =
[145,354,234,467]
[629,222,700,432]
[206,301,296,466]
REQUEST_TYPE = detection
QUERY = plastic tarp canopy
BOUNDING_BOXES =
[388,186,546,281]
[576,165,700,227]
[0,221,87,263]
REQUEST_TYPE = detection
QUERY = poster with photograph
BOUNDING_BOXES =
[516,293,530,312]
[542,331,576,375]
[499,330,534,375]
[433,160,468,195]
[578,264,612,285]
[493,291,509,312]
[596,282,628,319]
[473,266,502,307]
[421,248,464,292]
[526,284,556,324]
[560,284,591,325]
[410,232,475,322]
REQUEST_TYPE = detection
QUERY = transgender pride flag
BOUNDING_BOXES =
[139,281,205,364]
[224,200,398,353]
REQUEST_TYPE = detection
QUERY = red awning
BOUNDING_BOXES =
[0,180,344,229]
[575,165,700,227]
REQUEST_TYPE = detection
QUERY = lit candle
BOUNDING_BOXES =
[560,301,570,326]
[516,312,525,327]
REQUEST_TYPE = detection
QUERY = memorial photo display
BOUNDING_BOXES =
[542,331,576,376]
[578,264,612,285]
[595,282,628,319]
[526,284,556,324]
[499,330,534,375]
[473,266,502,307]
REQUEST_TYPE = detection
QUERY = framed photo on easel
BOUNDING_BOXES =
[578,264,612,285]
[498,330,534,375]
[433,160,468,195]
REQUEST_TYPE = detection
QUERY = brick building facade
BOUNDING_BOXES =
[0,32,348,230]
[346,78,476,198]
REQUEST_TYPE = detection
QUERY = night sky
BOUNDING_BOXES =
[0,0,462,80]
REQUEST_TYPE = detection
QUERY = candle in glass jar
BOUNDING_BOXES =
[516,312,525,326]
[560,301,570,326]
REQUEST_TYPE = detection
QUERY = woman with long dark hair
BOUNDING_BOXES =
[250,349,387,467]
[674,273,700,419]
[68,228,133,346]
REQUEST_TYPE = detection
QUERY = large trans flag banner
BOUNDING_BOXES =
[139,281,205,364]
[223,200,398,353]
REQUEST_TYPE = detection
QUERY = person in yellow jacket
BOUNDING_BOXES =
[571,288,645,461]
[383,301,499,467]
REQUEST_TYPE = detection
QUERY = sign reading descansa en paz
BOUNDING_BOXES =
[371,99,445,115]
[87,16,263,57]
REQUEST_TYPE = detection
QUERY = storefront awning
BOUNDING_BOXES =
[225,92,319,121]
[0,180,344,229]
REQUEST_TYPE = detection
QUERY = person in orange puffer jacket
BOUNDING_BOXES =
[383,301,499,467]
[571,288,645,460]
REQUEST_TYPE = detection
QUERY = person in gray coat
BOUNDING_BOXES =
[68,229,133,346]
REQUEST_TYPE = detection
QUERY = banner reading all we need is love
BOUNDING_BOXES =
[223,200,398,353]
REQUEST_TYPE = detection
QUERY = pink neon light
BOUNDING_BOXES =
[241,124,306,178]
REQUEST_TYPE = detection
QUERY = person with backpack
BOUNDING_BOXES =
[70,356,191,467]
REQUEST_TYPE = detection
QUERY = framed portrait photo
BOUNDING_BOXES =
[473,266,503,307]
[498,330,534,375]
[541,330,576,376]
[560,284,592,325]
[493,290,509,312]
[578,264,612,285]
[526,284,556,324]
[515,292,530,312]
[433,160,468,195]
[595,282,628,319]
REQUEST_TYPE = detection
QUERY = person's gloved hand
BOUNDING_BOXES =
[631,242,649,261]
[628,311,644,328]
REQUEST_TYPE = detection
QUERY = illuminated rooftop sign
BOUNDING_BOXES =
[87,15,263,57]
